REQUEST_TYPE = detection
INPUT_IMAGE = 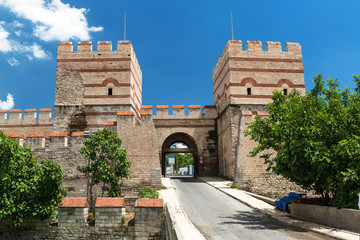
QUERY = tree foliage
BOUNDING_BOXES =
[137,185,159,199]
[0,131,65,227]
[77,128,132,208]
[245,74,360,208]
[165,153,193,171]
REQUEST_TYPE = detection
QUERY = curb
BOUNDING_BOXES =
[198,177,359,240]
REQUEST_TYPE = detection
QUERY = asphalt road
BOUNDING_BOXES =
[171,176,334,240]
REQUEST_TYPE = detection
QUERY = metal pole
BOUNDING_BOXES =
[124,11,126,41]
[231,10,234,40]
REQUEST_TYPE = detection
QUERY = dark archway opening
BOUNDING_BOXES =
[161,133,198,177]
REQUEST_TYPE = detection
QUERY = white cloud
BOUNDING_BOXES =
[0,93,15,110]
[7,57,20,66]
[26,54,33,60]
[0,23,12,52]
[0,22,51,59]
[0,0,103,42]
[30,43,51,59]
[11,20,23,28]
[15,30,21,36]
[174,143,188,148]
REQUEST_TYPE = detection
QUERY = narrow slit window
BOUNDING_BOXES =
[284,89,288,95]
[108,88,113,96]
[247,88,251,95]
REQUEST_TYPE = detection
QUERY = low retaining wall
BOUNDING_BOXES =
[0,197,164,240]
[290,202,360,232]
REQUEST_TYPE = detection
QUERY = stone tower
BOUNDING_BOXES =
[213,40,305,197]
[54,41,142,133]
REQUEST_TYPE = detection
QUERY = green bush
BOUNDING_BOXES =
[231,184,239,189]
[137,185,159,198]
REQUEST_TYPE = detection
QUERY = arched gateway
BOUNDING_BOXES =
[161,133,198,176]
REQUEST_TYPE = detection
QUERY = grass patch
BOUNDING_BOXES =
[231,184,239,189]
[138,185,159,198]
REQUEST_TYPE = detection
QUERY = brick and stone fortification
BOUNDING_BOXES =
[213,40,305,197]
[0,41,219,198]
[0,39,307,199]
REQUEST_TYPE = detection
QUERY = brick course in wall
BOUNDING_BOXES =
[0,198,164,240]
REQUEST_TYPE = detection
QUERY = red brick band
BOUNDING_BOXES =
[214,68,304,94]
[57,58,130,63]
[78,68,130,73]
[117,111,135,116]
[72,132,84,136]
[85,112,118,116]
[27,133,45,138]
[213,56,303,84]
[9,109,22,113]
[84,95,131,99]
[189,105,201,109]
[49,132,67,137]
[155,124,214,128]
[136,199,163,208]
[60,198,88,208]
[96,197,125,208]
[6,133,24,138]
[173,105,185,109]
[0,124,52,128]
[106,121,117,126]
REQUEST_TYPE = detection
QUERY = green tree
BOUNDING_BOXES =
[77,128,132,209]
[0,131,65,227]
[245,74,360,208]
[165,153,193,172]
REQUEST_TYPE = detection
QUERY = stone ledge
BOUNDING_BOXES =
[60,198,88,208]
[95,197,125,208]
[136,199,163,208]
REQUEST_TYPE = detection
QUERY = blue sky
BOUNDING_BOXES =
[0,0,359,111]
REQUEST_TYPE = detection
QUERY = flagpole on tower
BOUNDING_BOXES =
[124,11,126,41]
[231,10,234,40]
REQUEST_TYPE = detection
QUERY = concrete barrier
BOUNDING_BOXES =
[290,202,360,232]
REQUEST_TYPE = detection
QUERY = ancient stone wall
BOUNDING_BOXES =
[54,41,141,133]
[0,39,310,201]
[0,198,164,240]
[0,109,53,137]
[213,40,305,112]
[117,111,162,194]
[152,105,218,176]
[214,40,306,198]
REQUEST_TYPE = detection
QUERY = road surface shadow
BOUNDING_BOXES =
[169,176,202,183]
[221,210,309,233]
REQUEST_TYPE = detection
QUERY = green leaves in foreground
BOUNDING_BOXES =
[246,74,360,208]
[0,131,65,227]
[137,185,159,199]
[77,128,132,209]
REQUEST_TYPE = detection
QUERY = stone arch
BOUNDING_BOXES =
[277,79,294,87]
[161,132,199,177]
[102,78,121,86]
[240,77,257,87]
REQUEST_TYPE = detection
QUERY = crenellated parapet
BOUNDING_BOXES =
[0,108,52,124]
[55,41,142,116]
[213,40,305,112]
[0,109,53,137]
[149,105,217,119]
